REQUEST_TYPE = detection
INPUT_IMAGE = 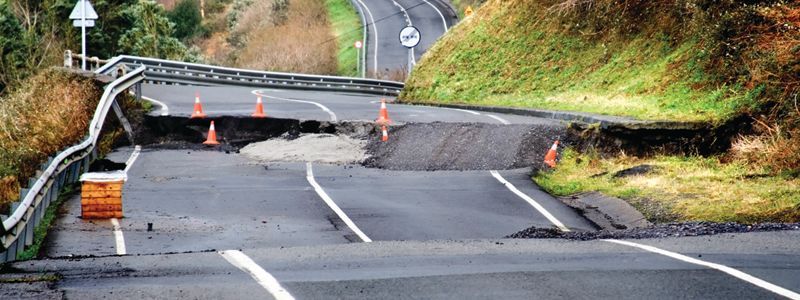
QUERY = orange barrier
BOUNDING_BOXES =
[544,140,559,168]
[252,95,267,118]
[203,121,220,146]
[191,93,207,119]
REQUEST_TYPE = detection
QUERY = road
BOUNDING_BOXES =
[4,82,798,299]
[353,0,457,77]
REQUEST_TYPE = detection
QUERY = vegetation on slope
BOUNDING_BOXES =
[0,69,103,205]
[403,0,799,124]
[326,0,363,76]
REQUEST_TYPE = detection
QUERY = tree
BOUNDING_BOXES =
[0,1,25,93]
[168,0,202,40]
[118,0,187,60]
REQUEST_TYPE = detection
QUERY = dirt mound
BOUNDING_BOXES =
[363,122,565,171]
[241,133,367,164]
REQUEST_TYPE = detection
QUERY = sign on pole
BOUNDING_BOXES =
[354,41,363,77]
[399,26,421,76]
[69,0,98,70]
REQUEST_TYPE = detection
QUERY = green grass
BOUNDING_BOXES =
[16,185,76,261]
[325,0,363,77]
[401,0,761,122]
[534,149,800,223]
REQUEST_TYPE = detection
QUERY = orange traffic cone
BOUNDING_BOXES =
[203,121,220,146]
[191,93,207,119]
[376,99,391,125]
[381,125,389,142]
[252,95,267,118]
[544,140,559,168]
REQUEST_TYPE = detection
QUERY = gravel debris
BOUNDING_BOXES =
[363,122,566,171]
[240,133,367,164]
[506,222,800,240]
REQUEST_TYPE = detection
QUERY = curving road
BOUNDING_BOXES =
[353,0,457,78]
[6,83,798,299]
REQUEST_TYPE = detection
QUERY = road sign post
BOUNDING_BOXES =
[69,0,98,70]
[399,26,421,77]
[355,40,363,78]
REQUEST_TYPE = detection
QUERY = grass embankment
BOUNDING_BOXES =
[535,149,800,223]
[326,0,363,77]
[0,69,102,206]
[402,0,795,122]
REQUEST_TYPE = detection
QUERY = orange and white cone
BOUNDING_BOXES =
[252,95,267,118]
[376,98,391,125]
[381,125,389,142]
[191,93,207,119]
[203,121,220,146]
[544,140,559,168]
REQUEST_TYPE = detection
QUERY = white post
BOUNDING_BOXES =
[81,0,86,71]
[407,48,413,77]
[356,47,361,77]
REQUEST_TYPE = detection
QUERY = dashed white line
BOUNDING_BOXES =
[604,239,800,300]
[306,162,372,242]
[489,171,571,232]
[486,114,511,125]
[110,218,126,255]
[251,90,338,122]
[219,250,295,300]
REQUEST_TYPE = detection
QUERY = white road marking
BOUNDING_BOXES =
[486,114,511,125]
[110,218,126,255]
[353,0,379,75]
[141,95,169,116]
[421,0,449,32]
[124,145,141,173]
[251,90,338,122]
[440,107,481,115]
[306,163,372,242]
[490,171,571,232]
[219,250,295,300]
[604,239,800,300]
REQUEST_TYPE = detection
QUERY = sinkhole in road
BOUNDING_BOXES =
[135,116,569,171]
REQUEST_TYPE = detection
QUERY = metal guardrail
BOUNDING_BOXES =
[0,66,146,263]
[95,55,405,96]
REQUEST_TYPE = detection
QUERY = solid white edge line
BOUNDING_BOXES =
[603,239,800,300]
[421,0,449,32]
[251,90,338,122]
[486,114,511,125]
[440,107,481,115]
[110,218,126,255]
[124,145,141,173]
[353,0,379,75]
[219,250,296,300]
[490,171,571,232]
[141,95,170,116]
[306,162,372,242]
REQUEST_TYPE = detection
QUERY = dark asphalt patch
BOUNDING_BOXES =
[363,122,566,171]
[506,222,800,240]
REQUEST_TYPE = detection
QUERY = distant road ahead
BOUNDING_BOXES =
[353,0,457,78]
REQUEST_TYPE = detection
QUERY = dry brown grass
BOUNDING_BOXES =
[0,69,102,205]
[233,0,337,74]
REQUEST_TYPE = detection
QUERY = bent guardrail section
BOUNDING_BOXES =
[95,55,404,96]
[0,66,146,263]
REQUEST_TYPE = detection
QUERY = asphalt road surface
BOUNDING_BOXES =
[4,82,798,299]
[353,0,456,77]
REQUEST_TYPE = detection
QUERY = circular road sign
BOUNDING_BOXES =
[399,26,421,48]
[354,40,363,49]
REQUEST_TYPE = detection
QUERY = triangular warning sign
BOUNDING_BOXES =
[69,0,98,20]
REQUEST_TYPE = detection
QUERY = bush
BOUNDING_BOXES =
[168,0,203,40]
[118,0,189,60]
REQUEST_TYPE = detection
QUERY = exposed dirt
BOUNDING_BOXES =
[507,222,800,240]
[240,133,367,164]
[363,122,565,171]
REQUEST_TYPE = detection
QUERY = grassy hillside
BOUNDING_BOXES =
[403,0,798,123]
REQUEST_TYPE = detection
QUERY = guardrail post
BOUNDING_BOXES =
[135,82,142,101]
[64,50,73,68]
